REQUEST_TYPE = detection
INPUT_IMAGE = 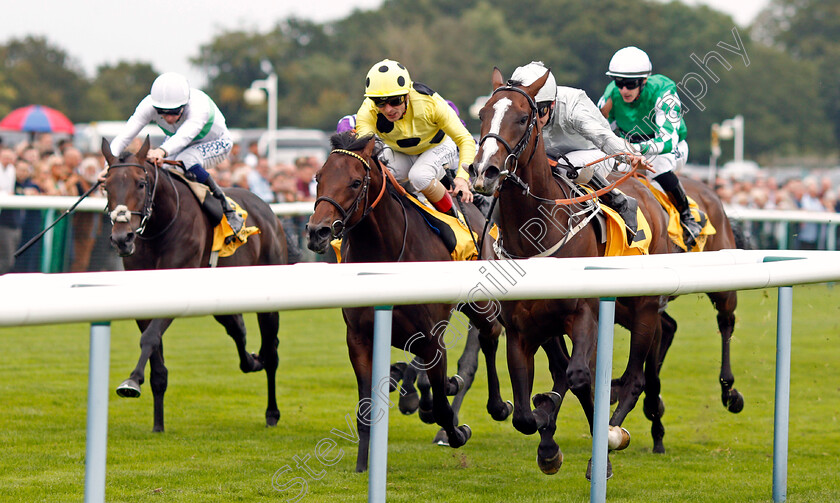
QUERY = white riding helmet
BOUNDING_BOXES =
[606,47,652,78]
[150,72,191,110]
[511,61,557,103]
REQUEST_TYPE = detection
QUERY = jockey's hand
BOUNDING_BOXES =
[450,176,473,204]
[146,148,166,166]
[626,153,653,173]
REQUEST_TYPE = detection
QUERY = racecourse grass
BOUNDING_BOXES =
[1,285,840,502]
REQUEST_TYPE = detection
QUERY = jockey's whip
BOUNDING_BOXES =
[443,171,481,258]
[14,180,103,258]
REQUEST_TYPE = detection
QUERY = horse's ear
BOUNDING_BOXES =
[362,135,376,158]
[492,67,504,91]
[101,138,116,165]
[523,69,551,100]
[137,136,151,162]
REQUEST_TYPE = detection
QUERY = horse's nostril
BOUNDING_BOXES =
[316,226,332,240]
[485,165,500,180]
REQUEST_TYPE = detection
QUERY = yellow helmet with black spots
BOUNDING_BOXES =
[364,59,412,97]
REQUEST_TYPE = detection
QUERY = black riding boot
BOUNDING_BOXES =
[589,172,638,243]
[205,176,244,235]
[654,171,702,250]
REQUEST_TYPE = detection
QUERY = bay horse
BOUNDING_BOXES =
[635,175,744,453]
[305,131,509,472]
[101,137,290,432]
[469,68,675,477]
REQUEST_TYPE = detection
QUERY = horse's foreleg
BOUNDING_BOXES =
[117,318,172,401]
[347,330,373,472]
[609,300,658,428]
[422,347,472,450]
[462,302,511,422]
[149,342,168,432]
[534,337,570,475]
[257,311,281,427]
[214,314,263,373]
[506,328,544,435]
[710,291,744,413]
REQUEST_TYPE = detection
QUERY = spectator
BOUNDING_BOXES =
[293,156,318,202]
[0,147,20,274]
[69,156,103,272]
[244,141,260,168]
[271,163,299,202]
[247,157,275,203]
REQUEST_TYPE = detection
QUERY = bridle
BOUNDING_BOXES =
[477,83,542,182]
[105,161,179,238]
[313,148,387,240]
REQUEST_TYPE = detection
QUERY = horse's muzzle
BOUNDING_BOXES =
[110,230,136,257]
[472,164,501,196]
[306,224,332,254]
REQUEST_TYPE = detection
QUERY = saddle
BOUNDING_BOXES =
[638,178,716,252]
[164,169,260,260]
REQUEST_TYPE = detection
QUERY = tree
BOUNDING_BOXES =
[89,62,159,120]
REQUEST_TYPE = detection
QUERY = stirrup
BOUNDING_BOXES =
[680,214,701,250]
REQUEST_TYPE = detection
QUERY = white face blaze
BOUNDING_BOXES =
[476,97,512,171]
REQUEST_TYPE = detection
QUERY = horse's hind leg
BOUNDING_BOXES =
[149,342,168,432]
[709,291,744,413]
[257,312,280,426]
[214,314,263,373]
[643,317,666,453]
[534,337,570,475]
[461,302,511,422]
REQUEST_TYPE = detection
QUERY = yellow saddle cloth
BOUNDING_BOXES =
[639,179,716,252]
[330,193,480,263]
[211,199,260,257]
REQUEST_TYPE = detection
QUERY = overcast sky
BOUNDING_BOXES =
[6,0,768,86]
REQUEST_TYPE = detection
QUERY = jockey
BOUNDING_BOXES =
[598,46,702,249]
[510,61,646,238]
[107,72,244,234]
[354,59,474,217]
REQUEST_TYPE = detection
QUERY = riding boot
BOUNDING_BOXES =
[422,180,458,218]
[654,172,702,250]
[205,176,245,235]
[589,172,638,243]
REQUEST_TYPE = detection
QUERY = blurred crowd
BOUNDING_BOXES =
[712,172,840,250]
[0,133,320,274]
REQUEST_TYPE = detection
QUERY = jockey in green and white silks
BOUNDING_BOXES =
[108,72,243,234]
[598,47,701,248]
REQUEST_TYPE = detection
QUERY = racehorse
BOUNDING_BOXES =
[634,175,744,453]
[305,131,510,472]
[101,137,291,432]
[469,68,675,477]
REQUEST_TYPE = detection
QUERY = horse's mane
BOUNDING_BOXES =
[329,131,382,157]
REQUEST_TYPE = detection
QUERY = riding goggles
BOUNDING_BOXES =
[371,94,407,108]
[154,105,185,116]
[614,78,643,90]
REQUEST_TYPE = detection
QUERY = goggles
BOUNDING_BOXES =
[614,78,643,90]
[371,95,407,108]
[154,106,185,116]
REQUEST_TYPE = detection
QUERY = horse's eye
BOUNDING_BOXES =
[138,180,146,189]
[519,115,529,125]
[351,179,362,189]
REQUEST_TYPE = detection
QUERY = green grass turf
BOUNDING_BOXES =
[1,285,839,502]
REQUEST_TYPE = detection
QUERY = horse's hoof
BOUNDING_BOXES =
[532,391,561,412]
[266,410,280,427]
[399,392,419,415]
[490,400,514,421]
[458,424,472,445]
[724,389,744,413]
[607,426,631,451]
[448,374,465,396]
[586,457,613,481]
[653,440,665,454]
[116,379,141,398]
[433,429,449,446]
[418,407,436,424]
[537,450,563,475]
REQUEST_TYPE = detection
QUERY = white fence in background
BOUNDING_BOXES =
[1,250,838,503]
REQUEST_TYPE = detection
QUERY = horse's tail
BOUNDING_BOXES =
[285,230,303,264]
[729,217,752,250]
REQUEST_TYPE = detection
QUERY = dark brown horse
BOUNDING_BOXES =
[306,132,509,471]
[469,68,675,477]
[101,137,290,432]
